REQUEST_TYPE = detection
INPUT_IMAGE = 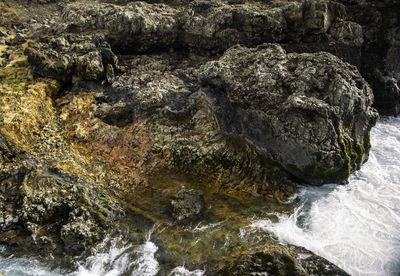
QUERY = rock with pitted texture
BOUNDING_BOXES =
[0,134,124,260]
[199,44,378,184]
[25,34,118,83]
[61,1,180,53]
[337,0,400,115]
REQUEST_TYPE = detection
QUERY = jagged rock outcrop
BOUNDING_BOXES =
[0,134,126,260]
[26,34,118,83]
[58,0,354,54]
[61,1,180,53]
[30,41,377,186]
[0,0,388,273]
[199,44,378,184]
[25,0,400,114]
[0,136,108,256]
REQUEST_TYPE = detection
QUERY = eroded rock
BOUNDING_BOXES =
[61,1,180,53]
[26,34,118,83]
[199,44,378,184]
[0,136,123,261]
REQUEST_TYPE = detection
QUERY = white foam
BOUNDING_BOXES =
[169,266,205,276]
[0,246,61,276]
[130,240,159,276]
[76,230,160,276]
[74,238,133,276]
[252,117,400,276]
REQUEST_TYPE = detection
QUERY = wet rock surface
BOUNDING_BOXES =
[219,246,349,275]
[0,0,391,274]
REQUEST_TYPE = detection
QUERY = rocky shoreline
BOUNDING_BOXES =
[0,0,398,274]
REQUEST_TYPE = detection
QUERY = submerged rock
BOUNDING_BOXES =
[170,189,205,222]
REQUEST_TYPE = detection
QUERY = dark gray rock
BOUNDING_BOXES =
[25,34,118,83]
[27,0,400,114]
[199,44,378,184]
[337,0,400,115]
[61,1,180,53]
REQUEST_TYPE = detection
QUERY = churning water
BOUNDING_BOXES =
[253,117,400,275]
[1,118,399,276]
[0,234,205,276]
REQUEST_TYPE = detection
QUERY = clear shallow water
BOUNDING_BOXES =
[252,117,400,276]
[1,118,400,276]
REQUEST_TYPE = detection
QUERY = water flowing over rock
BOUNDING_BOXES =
[0,0,391,274]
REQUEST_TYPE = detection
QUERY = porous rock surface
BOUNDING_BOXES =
[26,0,400,114]
[0,0,386,273]
[199,44,377,184]
[27,39,378,185]
[0,134,123,261]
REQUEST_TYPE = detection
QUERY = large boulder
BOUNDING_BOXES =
[199,44,378,184]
